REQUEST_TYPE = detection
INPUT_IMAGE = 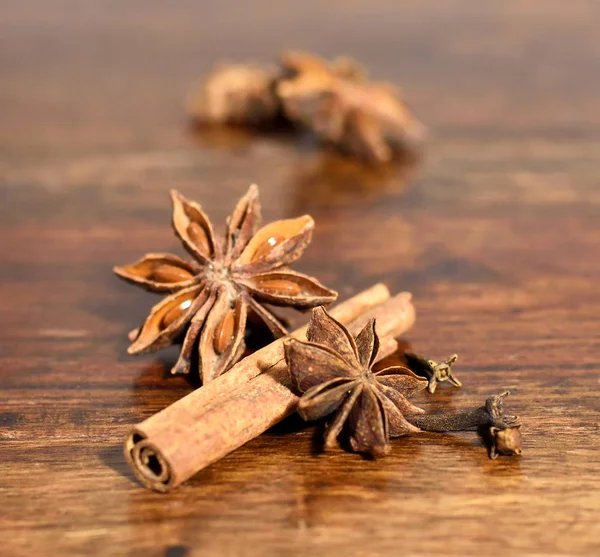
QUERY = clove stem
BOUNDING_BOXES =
[407,406,489,432]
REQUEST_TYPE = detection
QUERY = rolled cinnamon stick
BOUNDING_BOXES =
[125,288,415,492]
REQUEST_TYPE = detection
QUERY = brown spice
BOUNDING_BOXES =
[285,307,427,457]
[490,423,523,459]
[406,391,523,459]
[277,51,426,163]
[114,184,337,383]
[124,286,417,492]
[404,352,462,393]
[285,311,522,459]
[187,63,280,127]
[186,52,425,163]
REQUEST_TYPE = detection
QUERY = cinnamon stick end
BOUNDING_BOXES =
[124,429,175,493]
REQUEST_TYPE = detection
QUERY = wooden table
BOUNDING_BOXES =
[2,2,599,556]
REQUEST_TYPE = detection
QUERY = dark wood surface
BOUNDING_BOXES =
[1,2,599,556]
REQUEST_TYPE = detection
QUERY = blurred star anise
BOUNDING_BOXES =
[277,51,426,163]
[114,185,337,383]
[284,307,427,457]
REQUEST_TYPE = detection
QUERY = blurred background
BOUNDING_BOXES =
[2,0,598,153]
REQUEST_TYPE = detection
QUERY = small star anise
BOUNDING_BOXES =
[276,51,426,164]
[114,184,337,383]
[284,307,428,457]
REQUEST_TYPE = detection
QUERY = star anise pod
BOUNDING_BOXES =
[188,63,280,127]
[114,185,337,383]
[284,307,428,457]
[276,51,426,164]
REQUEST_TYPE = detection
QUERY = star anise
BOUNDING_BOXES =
[284,307,428,457]
[114,185,337,383]
[276,51,426,164]
[188,63,280,127]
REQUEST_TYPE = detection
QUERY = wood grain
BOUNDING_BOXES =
[1,1,599,556]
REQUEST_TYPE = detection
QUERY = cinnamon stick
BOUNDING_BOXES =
[125,288,416,492]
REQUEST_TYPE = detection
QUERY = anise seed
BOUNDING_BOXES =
[256,279,301,296]
[161,296,194,329]
[252,234,286,261]
[214,309,235,354]
[151,265,194,283]
[187,222,211,256]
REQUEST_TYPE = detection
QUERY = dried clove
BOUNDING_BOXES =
[406,392,522,459]
[405,352,462,393]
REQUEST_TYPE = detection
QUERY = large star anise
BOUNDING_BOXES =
[114,185,337,383]
[276,52,426,164]
[284,307,427,457]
